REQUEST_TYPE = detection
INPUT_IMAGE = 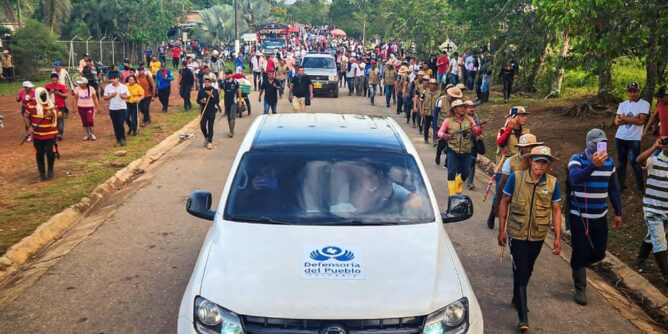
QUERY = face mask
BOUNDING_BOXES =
[585,141,597,157]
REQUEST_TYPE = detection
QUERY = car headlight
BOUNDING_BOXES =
[423,298,468,334]
[194,296,244,334]
[328,75,337,81]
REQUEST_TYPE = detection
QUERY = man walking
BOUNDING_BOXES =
[567,129,623,305]
[220,70,241,138]
[289,66,313,113]
[259,71,280,115]
[500,53,518,103]
[383,61,396,108]
[635,137,668,282]
[615,82,650,194]
[368,62,380,105]
[251,52,263,91]
[23,88,59,181]
[436,50,449,87]
[198,77,220,149]
[155,63,173,113]
[420,79,442,144]
[179,61,195,111]
[487,107,530,229]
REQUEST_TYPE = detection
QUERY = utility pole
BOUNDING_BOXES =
[234,0,240,56]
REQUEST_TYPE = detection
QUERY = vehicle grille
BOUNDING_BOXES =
[309,75,330,81]
[241,315,426,334]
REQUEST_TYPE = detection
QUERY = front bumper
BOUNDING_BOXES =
[311,80,338,95]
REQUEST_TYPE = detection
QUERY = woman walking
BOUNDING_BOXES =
[73,77,99,141]
[125,75,144,136]
[103,74,130,146]
[498,146,562,332]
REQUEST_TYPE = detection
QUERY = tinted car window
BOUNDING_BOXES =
[224,151,434,225]
[302,57,336,70]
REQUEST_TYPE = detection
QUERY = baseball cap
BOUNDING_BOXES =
[655,85,668,98]
[76,77,88,85]
[53,61,63,67]
[586,128,608,143]
[508,106,529,116]
[627,82,640,91]
[22,81,34,88]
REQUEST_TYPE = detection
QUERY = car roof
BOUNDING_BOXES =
[251,114,406,153]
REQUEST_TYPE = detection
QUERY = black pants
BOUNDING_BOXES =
[126,103,139,133]
[172,57,179,69]
[109,109,127,143]
[158,88,170,112]
[570,214,608,270]
[412,108,419,125]
[502,76,514,101]
[180,84,193,110]
[396,91,403,114]
[436,139,447,161]
[253,72,261,90]
[422,116,433,142]
[33,138,55,175]
[200,112,215,143]
[475,76,483,100]
[510,238,543,290]
[139,97,152,123]
[57,113,64,137]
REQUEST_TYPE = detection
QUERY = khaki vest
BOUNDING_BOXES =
[508,154,523,173]
[422,90,441,116]
[384,69,396,85]
[437,97,452,127]
[445,116,474,153]
[496,127,530,163]
[506,170,557,241]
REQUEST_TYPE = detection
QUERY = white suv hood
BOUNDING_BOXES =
[199,221,464,319]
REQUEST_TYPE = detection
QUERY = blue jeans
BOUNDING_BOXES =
[263,100,277,114]
[438,72,448,84]
[615,138,644,192]
[449,74,459,85]
[644,209,668,253]
[109,109,127,143]
[446,150,472,181]
[347,77,355,95]
[384,85,395,106]
[466,151,478,186]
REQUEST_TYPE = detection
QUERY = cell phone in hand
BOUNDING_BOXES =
[597,141,607,153]
[661,137,668,146]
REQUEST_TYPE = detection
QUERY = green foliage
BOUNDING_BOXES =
[12,19,66,80]
[288,0,329,26]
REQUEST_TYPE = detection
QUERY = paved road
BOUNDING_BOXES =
[0,93,641,333]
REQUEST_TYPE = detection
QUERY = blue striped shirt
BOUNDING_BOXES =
[568,153,621,219]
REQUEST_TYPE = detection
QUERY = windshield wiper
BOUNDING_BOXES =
[228,216,295,225]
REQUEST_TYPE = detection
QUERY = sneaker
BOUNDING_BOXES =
[27,135,32,142]
[83,135,89,141]
[90,133,96,141]
[207,142,213,150]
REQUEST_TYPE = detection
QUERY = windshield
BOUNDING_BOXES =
[301,57,336,69]
[224,151,435,225]
[262,39,286,49]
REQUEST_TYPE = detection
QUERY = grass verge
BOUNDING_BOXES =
[0,108,197,255]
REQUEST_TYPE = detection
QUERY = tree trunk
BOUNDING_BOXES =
[550,29,570,97]
[641,12,660,105]
[597,59,615,104]
[3,0,14,24]
[527,39,550,92]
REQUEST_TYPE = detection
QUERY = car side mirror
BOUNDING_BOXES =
[186,190,216,221]
[441,195,473,223]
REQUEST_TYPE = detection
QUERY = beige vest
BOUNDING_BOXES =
[496,127,530,163]
[421,90,441,116]
[506,170,557,241]
[445,116,474,153]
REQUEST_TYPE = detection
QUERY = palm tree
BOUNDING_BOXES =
[42,0,72,33]
[200,4,244,42]
[2,0,33,28]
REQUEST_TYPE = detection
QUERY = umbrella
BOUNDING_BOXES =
[331,29,347,36]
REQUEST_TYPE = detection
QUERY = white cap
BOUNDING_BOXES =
[22,81,34,88]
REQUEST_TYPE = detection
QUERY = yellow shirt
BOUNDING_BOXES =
[127,83,144,103]
[149,61,161,75]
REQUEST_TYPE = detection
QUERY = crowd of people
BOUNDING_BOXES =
[7,25,668,333]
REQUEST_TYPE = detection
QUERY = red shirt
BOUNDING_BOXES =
[44,82,67,109]
[437,56,449,74]
[657,102,668,136]
[266,58,276,73]
[172,47,181,58]
[18,89,35,109]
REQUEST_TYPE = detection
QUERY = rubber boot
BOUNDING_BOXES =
[447,180,457,196]
[636,241,653,273]
[572,268,588,305]
[517,287,529,332]
[653,251,668,283]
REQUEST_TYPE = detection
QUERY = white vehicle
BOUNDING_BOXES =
[178,114,482,334]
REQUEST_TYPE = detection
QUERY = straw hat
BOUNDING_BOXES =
[428,78,438,84]
[515,134,544,147]
[450,99,466,111]
[446,86,463,99]
[75,77,88,85]
[522,145,558,161]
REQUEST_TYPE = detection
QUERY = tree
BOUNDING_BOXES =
[288,0,329,26]
[12,19,65,79]
[40,0,72,33]
[199,4,244,42]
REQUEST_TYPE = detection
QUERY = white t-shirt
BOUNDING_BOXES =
[465,55,477,72]
[501,159,512,175]
[356,63,366,77]
[104,83,129,110]
[347,63,358,78]
[615,99,650,141]
[450,57,461,74]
